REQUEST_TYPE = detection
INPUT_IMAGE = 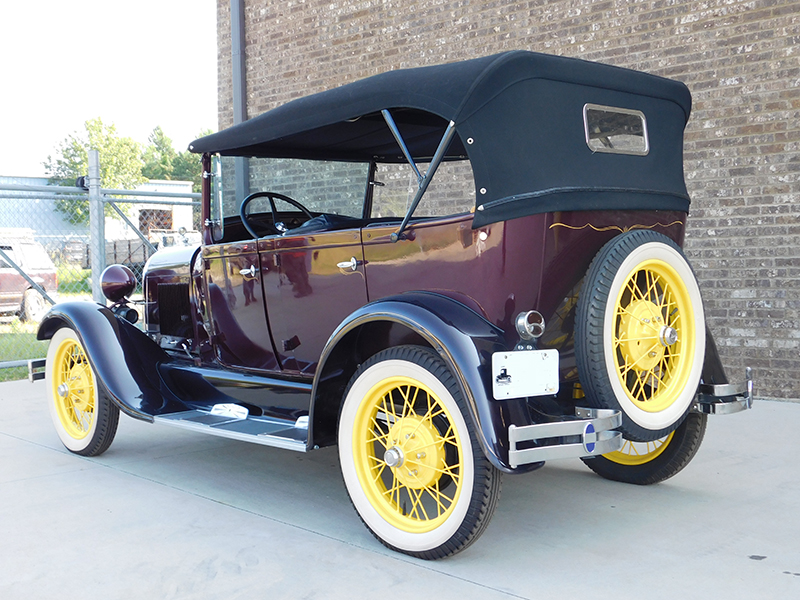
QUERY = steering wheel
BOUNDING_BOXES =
[239,191,314,238]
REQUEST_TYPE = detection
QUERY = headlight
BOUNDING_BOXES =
[100,265,137,303]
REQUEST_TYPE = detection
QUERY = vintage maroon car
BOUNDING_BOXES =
[36,51,752,559]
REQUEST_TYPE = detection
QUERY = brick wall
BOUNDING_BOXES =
[216,0,800,399]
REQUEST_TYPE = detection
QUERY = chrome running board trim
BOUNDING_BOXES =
[154,409,308,452]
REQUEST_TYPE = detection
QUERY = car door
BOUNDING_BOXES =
[259,227,367,376]
[202,239,282,371]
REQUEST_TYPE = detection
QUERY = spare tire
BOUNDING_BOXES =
[575,230,705,442]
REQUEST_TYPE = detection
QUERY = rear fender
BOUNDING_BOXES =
[701,325,729,385]
[38,302,182,420]
[310,291,535,473]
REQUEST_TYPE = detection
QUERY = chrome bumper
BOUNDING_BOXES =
[508,368,753,468]
[508,407,623,468]
[694,367,754,415]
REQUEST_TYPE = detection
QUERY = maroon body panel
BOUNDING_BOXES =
[202,241,280,370]
[142,192,687,419]
[259,229,368,375]
[363,210,686,349]
[179,208,686,385]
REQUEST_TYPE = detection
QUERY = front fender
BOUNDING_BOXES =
[38,302,181,420]
[312,291,536,473]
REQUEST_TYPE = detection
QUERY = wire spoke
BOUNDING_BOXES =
[399,385,417,419]
[423,483,454,514]
[380,393,398,426]
[658,354,672,384]
[625,277,643,301]
[658,280,672,313]
[370,457,388,475]
[408,488,430,521]
[614,333,660,347]
[366,430,389,448]
[383,476,402,503]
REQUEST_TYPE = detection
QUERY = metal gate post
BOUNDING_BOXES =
[88,150,105,304]
[231,0,250,203]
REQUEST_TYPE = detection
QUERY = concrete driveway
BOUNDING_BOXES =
[1,378,798,600]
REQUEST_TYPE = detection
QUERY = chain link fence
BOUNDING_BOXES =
[0,172,199,381]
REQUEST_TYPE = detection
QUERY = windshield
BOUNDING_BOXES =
[208,154,474,243]
[213,156,370,224]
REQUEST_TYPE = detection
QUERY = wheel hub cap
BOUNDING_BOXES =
[57,383,69,398]
[386,415,446,489]
[383,446,404,468]
[659,325,678,347]
[618,299,665,371]
[66,368,92,411]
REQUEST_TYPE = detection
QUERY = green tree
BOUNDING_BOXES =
[173,129,213,193]
[43,118,147,224]
[142,127,213,228]
[142,126,177,181]
[142,126,211,193]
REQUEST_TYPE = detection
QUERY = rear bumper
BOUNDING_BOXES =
[509,368,754,469]
[694,367,754,415]
[508,408,623,468]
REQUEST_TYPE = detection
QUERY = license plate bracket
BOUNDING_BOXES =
[491,349,559,400]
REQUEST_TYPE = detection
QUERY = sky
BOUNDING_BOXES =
[1,0,218,178]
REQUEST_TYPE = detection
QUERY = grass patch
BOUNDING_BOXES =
[58,264,92,295]
[0,319,48,382]
[0,367,28,382]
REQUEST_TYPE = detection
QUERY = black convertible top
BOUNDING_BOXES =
[192,51,694,226]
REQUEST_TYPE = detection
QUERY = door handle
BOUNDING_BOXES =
[239,265,258,278]
[337,257,361,271]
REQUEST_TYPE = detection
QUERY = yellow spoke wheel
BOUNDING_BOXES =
[352,375,462,533]
[576,231,705,442]
[613,259,696,413]
[604,432,675,466]
[51,336,96,440]
[339,346,501,559]
[46,327,119,456]
[582,412,707,485]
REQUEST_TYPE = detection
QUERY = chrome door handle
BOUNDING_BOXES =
[337,257,360,271]
[239,265,258,278]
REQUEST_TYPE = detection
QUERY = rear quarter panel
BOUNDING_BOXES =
[363,209,686,376]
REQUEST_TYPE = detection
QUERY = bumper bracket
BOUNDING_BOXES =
[508,407,623,468]
[694,367,754,415]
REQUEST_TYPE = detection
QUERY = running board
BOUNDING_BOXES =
[154,406,308,452]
